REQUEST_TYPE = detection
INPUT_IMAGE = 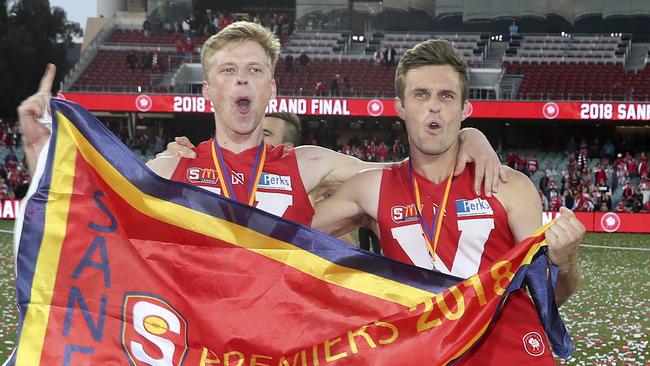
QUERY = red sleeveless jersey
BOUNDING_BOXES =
[377,161,555,365]
[170,140,314,226]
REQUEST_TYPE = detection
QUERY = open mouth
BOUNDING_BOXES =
[427,121,441,131]
[235,97,251,113]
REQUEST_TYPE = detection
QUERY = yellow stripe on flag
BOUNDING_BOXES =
[16,114,79,365]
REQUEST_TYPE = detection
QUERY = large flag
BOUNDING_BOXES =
[7,99,572,365]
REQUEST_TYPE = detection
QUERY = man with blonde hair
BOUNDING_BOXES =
[20,22,503,228]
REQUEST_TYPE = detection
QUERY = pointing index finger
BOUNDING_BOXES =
[38,64,56,95]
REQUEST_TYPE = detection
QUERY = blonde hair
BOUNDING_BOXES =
[395,39,469,104]
[201,21,281,78]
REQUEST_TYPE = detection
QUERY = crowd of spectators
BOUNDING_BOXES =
[138,11,295,71]
[338,136,408,162]
[327,132,649,213]
[505,137,650,213]
[0,121,30,200]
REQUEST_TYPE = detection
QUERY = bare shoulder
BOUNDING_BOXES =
[495,166,539,208]
[503,166,532,187]
[294,144,343,162]
[348,166,384,186]
[145,156,181,180]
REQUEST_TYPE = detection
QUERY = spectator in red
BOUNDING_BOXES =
[176,37,186,54]
[616,162,628,187]
[314,80,328,96]
[592,163,607,185]
[638,152,648,177]
[622,180,636,207]
[220,13,233,29]
[526,153,538,176]
[614,152,624,167]
[579,198,594,212]
[377,142,388,162]
[341,142,351,156]
[624,152,638,179]
[185,38,195,57]
[614,201,627,213]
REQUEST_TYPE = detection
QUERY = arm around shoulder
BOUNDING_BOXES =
[145,156,181,180]
[295,145,389,194]
[312,168,382,237]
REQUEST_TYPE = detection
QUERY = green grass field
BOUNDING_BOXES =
[0,221,648,364]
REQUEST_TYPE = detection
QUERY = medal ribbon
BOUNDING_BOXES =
[408,162,454,264]
[211,138,266,206]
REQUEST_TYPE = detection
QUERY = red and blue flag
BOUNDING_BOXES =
[7,99,572,365]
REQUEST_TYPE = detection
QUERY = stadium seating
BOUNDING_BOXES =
[105,29,209,47]
[505,61,650,101]
[283,31,346,55]
[70,28,650,100]
[71,50,181,93]
[274,57,397,97]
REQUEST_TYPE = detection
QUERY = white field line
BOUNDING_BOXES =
[580,243,650,251]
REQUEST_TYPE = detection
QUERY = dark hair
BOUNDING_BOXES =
[265,112,302,145]
[395,39,469,104]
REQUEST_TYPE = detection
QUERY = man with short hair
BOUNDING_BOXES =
[263,112,301,147]
[312,39,583,364]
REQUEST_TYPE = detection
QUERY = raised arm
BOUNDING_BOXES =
[311,169,382,237]
[17,64,56,175]
[497,167,583,306]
